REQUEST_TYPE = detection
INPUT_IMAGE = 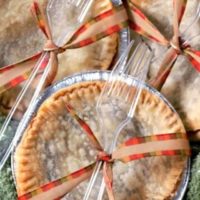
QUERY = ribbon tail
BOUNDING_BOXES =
[43,52,59,87]
[149,47,179,91]
[65,104,103,151]
[126,0,168,45]
[0,52,44,94]
[18,163,95,200]
[31,1,52,39]
[173,0,187,26]
[184,48,200,72]
[172,0,187,49]
[103,162,115,200]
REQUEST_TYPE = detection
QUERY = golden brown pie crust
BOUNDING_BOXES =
[15,81,187,199]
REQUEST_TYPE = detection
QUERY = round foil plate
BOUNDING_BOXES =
[12,71,190,200]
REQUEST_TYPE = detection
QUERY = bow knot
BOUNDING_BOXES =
[170,37,182,54]
[170,37,190,55]
[97,151,113,163]
[43,39,65,54]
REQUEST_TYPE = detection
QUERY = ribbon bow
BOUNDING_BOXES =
[31,2,66,86]
[0,1,128,94]
[18,104,190,200]
[127,0,200,90]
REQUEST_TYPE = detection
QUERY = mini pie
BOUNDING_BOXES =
[130,0,200,133]
[0,0,118,118]
[14,80,187,200]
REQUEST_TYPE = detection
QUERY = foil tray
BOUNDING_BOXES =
[12,71,190,200]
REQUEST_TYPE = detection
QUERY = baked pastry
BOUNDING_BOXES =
[130,0,200,132]
[0,0,118,118]
[14,80,187,200]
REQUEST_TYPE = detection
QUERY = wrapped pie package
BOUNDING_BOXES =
[129,0,200,133]
[13,72,189,200]
[0,0,118,119]
[0,0,122,169]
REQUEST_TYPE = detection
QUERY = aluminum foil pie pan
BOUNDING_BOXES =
[12,71,190,200]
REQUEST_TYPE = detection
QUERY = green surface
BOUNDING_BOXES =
[0,158,17,200]
[0,116,17,200]
[186,145,200,200]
